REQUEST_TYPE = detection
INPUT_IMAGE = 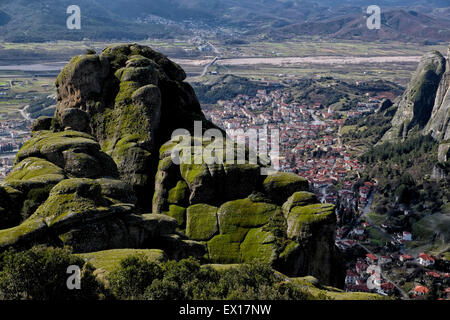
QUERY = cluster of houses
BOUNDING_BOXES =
[0,120,31,179]
[344,256,396,296]
[203,89,381,207]
[344,252,450,299]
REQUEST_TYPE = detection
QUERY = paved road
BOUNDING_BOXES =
[19,105,31,121]
[201,56,219,77]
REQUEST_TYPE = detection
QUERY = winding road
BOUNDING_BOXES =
[201,56,219,77]
[19,105,31,121]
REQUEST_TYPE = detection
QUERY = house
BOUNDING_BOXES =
[366,253,378,264]
[380,256,392,265]
[352,228,365,236]
[445,287,450,299]
[380,282,395,295]
[413,286,429,297]
[400,254,414,263]
[417,253,435,267]
[346,283,370,293]
[426,271,442,281]
[345,270,359,285]
[356,260,368,275]
[403,231,412,241]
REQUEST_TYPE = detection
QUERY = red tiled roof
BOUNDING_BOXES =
[414,286,429,294]
[418,253,435,262]
[366,254,378,261]
[381,282,395,290]
[426,271,441,278]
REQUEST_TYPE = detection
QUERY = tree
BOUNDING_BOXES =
[0,246,103,300]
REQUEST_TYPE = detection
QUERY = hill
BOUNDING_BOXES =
[0,0,186,42]
[191,75,283,105]
[192,74,403,110]
[0,0,449,42]
[266,9,450,43]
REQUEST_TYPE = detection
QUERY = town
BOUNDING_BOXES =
[202,88,376,208]
[0,119,30,179]
[202,88,450,300]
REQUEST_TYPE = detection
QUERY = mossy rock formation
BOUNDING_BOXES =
[382,49,447,142]
[0,44,344,288]
[55,44,219,211]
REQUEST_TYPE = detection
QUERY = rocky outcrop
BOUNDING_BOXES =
[381,50,446,142]
[426,46,450,141]
[55,44,219,211]
[0,45,343,287]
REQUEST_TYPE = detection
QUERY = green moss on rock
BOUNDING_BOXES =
[5,157,65,184]
[77,249,168,273]
[207,234,241,264]
[168,180,189,205]
[263,172,309,204]
[282,192,319,218]
[180,163,208,186]
[0,218,48,249]
[16,130,99,167]
[206,198,279,264]
[286,204,335,240]
[240,227,276,264]
[218,198,277,236]
[115,81,140,106]
[164,205,186,229]
[186,204,218,241]
[31,178,121,229]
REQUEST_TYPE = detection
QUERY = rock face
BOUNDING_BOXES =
[381,46,450,166]
[381,50,446,142]
[55,44,218,211]
[0,45,343,287]
[426,46,450,141]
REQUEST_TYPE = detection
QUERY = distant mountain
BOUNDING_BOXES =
[0,1,449,42]
[266,9,450,43]
[0,0,186,42]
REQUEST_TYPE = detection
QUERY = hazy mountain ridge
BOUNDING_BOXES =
[265,9,450,43]
[0,0,448,42]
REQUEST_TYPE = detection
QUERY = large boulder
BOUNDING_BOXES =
[31,116,53,132]
[153,136,264,212]
[60,108,91,133]
[263,172,309,205]
[55,44,219,211]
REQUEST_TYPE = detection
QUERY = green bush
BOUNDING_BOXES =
[108,255,164,299]
[108,256,313,300]
[0,246,104,300]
